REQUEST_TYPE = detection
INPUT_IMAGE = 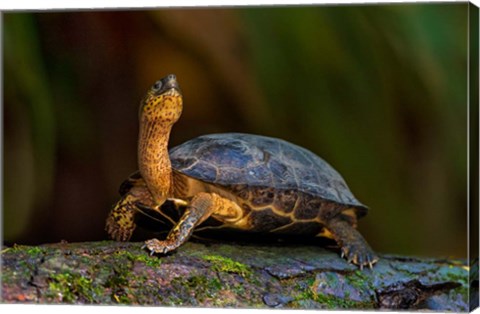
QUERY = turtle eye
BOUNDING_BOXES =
[153,81,163,91]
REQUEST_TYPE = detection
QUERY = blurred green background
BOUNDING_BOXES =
[3,3,468,259]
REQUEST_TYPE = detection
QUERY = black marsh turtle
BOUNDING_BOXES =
[105,74,378,268]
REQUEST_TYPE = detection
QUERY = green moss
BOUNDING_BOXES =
[439,269,468,286]
[113,251,162,267]
[185,275,222,295]
[5,245,48,258]
[1,255,38,285]
[171,275,223,303]
[105,266,130,288]
[113,293,133,305]
[167,295,184,306]
[292,276,375,310]
[17,260,29,269]
[11,244,23,251]
[45,272,103,303]
[104,253,140,303]
[26,246,45,255]
[1,247,13,254]
[230,282,246,295]
[136,255,162,267]
[347,270,374,291]
[202,255,252,277]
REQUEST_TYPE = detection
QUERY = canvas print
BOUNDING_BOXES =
[1,2,478,311]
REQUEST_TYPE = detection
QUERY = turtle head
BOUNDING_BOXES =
[139,74,183,124]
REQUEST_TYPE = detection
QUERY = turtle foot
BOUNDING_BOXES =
[325,217,379,269]
[105,214,135,242]
[105,197,138,242]
[143,238,177,255]
[340,242,379,269]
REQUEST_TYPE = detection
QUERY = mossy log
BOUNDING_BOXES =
[1,240,475,311]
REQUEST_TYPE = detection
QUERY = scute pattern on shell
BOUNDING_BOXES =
[169,133,367,209]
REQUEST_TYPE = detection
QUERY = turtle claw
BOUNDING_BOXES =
[326,219,378,270]
[339,243,379,269]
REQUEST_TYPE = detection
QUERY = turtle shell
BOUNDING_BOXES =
[169,133,367,213]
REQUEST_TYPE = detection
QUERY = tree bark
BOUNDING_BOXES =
[1,240,474,311]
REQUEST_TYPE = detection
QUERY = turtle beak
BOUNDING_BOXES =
[162,74,181,94]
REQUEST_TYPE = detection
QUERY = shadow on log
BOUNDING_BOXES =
[0,240,472,311]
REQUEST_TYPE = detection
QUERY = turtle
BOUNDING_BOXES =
[105,74,378,269]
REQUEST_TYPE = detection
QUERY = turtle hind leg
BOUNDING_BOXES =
[323,217,379,269]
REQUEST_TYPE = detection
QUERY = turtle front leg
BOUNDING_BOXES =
[144,192,240,255]
[324,218,379,269]
[106,181,157,241]
[106,194,138,241]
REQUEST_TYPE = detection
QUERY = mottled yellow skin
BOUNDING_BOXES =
[138,88,182,206]
[105,178,154,241]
